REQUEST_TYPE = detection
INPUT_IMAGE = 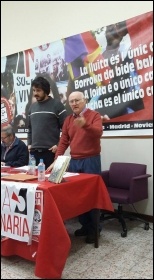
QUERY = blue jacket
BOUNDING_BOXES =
[1,137,29,167]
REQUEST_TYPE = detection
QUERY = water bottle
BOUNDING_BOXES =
[38,159,45,182]
[28,155,36,175]
[30,155,36,175]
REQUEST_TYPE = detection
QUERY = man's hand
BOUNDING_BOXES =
[74,116,86,128]
[101,115,110,122]
[48,145,57,153]
[28,145,31,151]
[46,161,55,172]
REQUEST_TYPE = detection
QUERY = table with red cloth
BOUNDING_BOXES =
[1,173,114,279]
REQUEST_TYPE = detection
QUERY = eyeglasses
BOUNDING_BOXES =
[69,98,84,105]
[1,135,9,141]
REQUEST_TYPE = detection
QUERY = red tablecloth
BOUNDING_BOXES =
[1,173,114,279]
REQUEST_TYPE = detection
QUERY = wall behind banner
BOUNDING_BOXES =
[1,1,153,216]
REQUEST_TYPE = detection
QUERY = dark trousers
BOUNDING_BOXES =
[68,155,102,233]
[30,150,55,169]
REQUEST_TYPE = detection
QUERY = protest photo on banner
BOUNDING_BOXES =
[32,190,43,242]
[1,11,153,136]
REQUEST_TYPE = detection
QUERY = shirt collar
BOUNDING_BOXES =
[2,136,18,149]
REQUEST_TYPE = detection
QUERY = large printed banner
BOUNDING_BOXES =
[1,11,153,137]
[1,181,39,242]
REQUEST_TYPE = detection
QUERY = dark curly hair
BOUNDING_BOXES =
[31,76,50,95]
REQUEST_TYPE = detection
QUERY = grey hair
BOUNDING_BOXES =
[1,124,15,137]
[70,91,85,98]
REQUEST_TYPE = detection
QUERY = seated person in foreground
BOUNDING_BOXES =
[1,124,29,167]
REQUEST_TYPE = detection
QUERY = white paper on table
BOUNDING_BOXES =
[1,172,10,177]
[45,172,79,178]
[14,165,29,171]
[14,166,38,171]
[63,172,79,177]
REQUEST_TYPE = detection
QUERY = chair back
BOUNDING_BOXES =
[109,162,147,189]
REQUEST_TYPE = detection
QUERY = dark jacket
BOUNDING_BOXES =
[1,137,29,167]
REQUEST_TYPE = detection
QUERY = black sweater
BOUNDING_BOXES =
[27,97,67,149]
